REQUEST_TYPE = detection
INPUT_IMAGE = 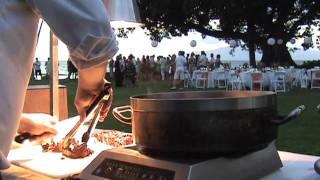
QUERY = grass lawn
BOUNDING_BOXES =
[29,78,320,156]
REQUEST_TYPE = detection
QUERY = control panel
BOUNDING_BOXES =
[92,158,175,180]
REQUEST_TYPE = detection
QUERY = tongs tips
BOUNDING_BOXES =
[61,84,112,150]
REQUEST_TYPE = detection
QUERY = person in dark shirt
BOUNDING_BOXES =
[114,54,124,87]
[125,54,137,85]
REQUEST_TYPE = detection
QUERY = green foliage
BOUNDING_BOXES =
[138,0,320,66]
[139,0,320,47]
[299,60,320,69]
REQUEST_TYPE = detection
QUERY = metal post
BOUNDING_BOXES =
[49,31,59,120]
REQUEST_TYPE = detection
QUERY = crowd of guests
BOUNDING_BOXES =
[31,51,224,89]
[108,51,225,88]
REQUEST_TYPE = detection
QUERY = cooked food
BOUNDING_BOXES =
[41,130,133,159]
[42,141,62,153]
[42,138,93,159]
[93,130,133,147]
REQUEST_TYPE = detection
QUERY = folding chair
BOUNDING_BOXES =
[228,73,244,91]
[311,70,320,89]
[183,70,192,88]
[271,71,286,92]
[250,72,263,91]
[300,72,308,89]
[193,71,207,89]
[216,71,227,89]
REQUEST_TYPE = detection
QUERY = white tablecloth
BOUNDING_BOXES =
[239,70,300,90]
[263,151,320,180]
[191,68,312,90]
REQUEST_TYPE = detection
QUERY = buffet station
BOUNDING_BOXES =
[2,1,320,178]
[3,91,320,180]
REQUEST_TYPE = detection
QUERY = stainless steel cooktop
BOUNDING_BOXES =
[80,143,282,180]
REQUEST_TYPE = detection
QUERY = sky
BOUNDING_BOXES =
[35,22,320,61]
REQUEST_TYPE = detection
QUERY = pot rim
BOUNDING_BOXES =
[129,91,277,111]
[130,91,275,101]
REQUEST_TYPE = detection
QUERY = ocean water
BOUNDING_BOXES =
[39,61,68,75]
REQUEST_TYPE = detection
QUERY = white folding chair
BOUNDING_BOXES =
[184,71,192,88]
[216,71,227,89]
[289,69,299,88]
[228,73,243,91]
[250,72,263,91]
[207,72,216,88]
[311,70,320,89]
[271,71,286,92]
[194,72,207,89]
[300,72,308,89]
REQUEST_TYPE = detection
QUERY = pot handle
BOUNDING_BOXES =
[315,158,320,175]
[112,105,132,125]
[270,105,306,125]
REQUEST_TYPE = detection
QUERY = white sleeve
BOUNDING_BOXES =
[27,0,118,70]
[0,151,10,169]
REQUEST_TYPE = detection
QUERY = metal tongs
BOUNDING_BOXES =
[61,84,112,149]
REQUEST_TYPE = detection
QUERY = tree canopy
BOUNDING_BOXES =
[138,0,320,66]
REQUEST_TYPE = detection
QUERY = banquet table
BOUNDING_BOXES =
[239,70,298,91]
[192,68,311,90]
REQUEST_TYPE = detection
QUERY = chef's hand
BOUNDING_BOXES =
[75,62,112,123]
[17,113,58,142]
[75,80,113,122]
[98,83,113,122]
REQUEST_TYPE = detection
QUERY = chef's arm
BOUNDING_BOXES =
[26,0,118,70]
[75,62,108,121]
[26,0,118,121]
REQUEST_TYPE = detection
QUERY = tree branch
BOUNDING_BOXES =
[287,3,319,39]
[191,24,246,40]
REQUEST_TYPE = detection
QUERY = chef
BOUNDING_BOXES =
[0,0,118,169]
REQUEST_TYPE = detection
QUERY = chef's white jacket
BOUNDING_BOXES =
[0,0,118,169]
